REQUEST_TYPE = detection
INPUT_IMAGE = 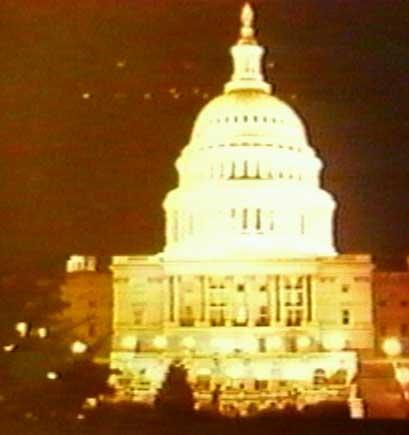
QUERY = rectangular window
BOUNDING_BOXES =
[342,284,349,293]
[342,309,350,325]
[258,338,266,353]
[237,284,245,292]
[242,209,248,230]
[256,208,261,230]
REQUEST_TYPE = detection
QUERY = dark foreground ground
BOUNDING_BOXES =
[1,408,409,435]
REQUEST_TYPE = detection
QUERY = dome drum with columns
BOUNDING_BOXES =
[163,4,336,260]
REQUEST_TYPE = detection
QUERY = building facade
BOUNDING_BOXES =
[110,4,374,413]
[60,256,113,360]
[373,258,409,354]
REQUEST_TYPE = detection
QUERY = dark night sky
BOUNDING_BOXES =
[0,0,408,273]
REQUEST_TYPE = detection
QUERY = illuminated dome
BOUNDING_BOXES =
[191,92,309,150]
[163,3,337,260]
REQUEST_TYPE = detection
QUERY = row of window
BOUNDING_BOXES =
[379,324,409,336]
[378,300,409,307]
[170,209,307,242]
[198,142,303,153]
[208,115,284,125]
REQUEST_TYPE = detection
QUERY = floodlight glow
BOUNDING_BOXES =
[153,335,168,350]
[121,335,137,350]
[3,344,16,352]
[382,337,402,357]
[236,336,257,353]
[296,335,311,350]
[323,332,345,352]
[268,336,283,351]
[196,367,212,376]
[181,336,196,350]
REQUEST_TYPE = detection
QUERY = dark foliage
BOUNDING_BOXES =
[154,362,194,415]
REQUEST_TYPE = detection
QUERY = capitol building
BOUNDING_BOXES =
[110,4,374,414]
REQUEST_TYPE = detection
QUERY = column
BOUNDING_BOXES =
[169,276,175,323]
[174,276,180,325]
[247,277,254,327]
[275,275,281,323]
[306,275,312,323]
[267,275,273,326]
[201,275,210,326]
[225,276,232,326]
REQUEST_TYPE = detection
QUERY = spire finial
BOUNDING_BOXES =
[240,3,256,43]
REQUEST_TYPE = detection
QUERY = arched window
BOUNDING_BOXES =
[243,161,248,178]
[269,211,274,231]
[256,209,261,231]
[242,209,248,230]
[231,162,236,178]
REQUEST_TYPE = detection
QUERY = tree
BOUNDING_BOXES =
[0,271,113,418]
[154,362,194,415]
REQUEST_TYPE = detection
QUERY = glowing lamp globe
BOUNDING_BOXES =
[238,336,258,353]
[211,337,234,354]
[71,340,88,354]
[15,322,29,338]
[226,363,245,379]
[382,337,402,357]
[296,335,311,350]
[37,327,48,339]
[269,336,283,351]
[46,371,59,380]
[323,332,345,352]
[395,367,409,385]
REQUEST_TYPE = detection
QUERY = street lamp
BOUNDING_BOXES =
[296,335,311,351]
[15,322,29,338]
[37,327,48,339]
[46,371,59,380]
[382,337,402,357]
[70,340,88,355]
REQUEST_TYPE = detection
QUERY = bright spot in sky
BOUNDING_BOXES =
[116,60,126,68]
[144,93,152,100]
[82,92,91,99]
